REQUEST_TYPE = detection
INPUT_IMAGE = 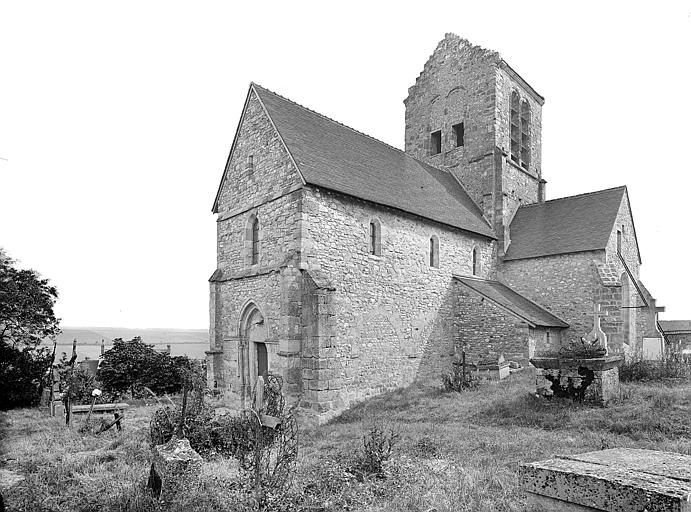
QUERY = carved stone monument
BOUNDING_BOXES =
[531,304,624,404]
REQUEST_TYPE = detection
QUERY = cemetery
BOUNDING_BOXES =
[1,351,689,511]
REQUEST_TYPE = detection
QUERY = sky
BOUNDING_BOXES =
[1,1,690,329]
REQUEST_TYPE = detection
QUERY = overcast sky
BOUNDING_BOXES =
[1,1,690,329]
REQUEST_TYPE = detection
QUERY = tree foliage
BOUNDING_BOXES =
[0,250,61,409]
[98,337,196,396]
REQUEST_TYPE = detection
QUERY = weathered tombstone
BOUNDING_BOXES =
[521,448,691,511]
[148,437,203,503]
[531,303,623,404]
[475,353,510,380]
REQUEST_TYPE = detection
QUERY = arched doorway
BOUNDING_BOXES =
[239,304,268,401]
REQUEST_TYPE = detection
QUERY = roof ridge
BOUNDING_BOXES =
[519,185,627,209]
[251,82,407,157]
[251,82,488,223]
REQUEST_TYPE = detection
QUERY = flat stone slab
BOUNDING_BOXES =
[520,448,691,512]
[531,355,624,371]
[71,403,129,413]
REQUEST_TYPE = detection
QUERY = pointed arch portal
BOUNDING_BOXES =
[238,303,268,400]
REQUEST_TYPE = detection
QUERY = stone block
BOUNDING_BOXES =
[520,448,691,512]
[149,437,203,503]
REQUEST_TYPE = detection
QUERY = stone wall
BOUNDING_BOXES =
[214,89,302,216]
[209,87,306,398]
[301,186,495,417]
[500,251,603,350]
[500,191,647,356]
[453,281,536,363]
[404,34,499,215]
[403,34,543,239]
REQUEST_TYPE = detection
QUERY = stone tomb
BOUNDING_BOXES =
[475,353,510,380]
[531,304,623,404]
[520,448,691,511]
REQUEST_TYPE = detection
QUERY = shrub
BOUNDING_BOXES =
[98,337,198,396]
[352,422,399,478]
[442,358,479,392]
[0,344,52,409]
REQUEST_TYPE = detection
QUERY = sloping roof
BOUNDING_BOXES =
[454,276,569,328]
[504,186,627,261]
[658,320,691,333]
[251,84,495,239]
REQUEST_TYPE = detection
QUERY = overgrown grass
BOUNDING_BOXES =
[1,370,689,511]
[619,352,691,382]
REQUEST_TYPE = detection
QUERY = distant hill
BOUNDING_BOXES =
[43,326,209,360]
[52,327,208,345]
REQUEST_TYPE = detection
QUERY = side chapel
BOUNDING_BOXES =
[207,34,664,422]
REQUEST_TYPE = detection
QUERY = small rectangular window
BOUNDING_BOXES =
[430,130,441,155]
[452,123,464,147]
[616,230,622,253]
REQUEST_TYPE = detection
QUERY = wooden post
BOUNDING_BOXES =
[462,350,467,383]
[176,386,189,438]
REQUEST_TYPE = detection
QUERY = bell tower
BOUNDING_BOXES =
[404,34,545,253]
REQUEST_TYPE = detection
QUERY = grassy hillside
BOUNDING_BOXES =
[41,327,209,359]
[52,327,208,345]
[1,370,689,511]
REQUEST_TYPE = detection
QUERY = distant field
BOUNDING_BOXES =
[42,326,209,360]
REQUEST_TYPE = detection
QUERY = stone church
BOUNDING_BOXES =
[207,34,663,423]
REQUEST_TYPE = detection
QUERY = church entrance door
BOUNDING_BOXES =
[256,342,268,378]
[240,304,267,402]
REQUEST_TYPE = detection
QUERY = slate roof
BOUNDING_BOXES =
[504,187,627,261]
[454,276,569,328]
[658,321,691,333]
[250,84,495,239]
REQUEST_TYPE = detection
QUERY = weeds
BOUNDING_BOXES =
[351,421,400,478]
[441,356,479,392]
[619,352,691,382]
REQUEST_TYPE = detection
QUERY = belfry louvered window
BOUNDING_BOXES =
[510,91,531,170]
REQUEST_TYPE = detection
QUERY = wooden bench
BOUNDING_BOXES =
[71,403,129,432]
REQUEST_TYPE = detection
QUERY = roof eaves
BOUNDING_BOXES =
[503,247,605,262]
[498,59,545,106]
[309,184,497,240]
[622,187,642,264]
[252,83,307,187]
[212,86,253,214]
[454,275,569,328]
[454,275,537,328]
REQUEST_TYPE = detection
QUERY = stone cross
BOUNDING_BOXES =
[591,303,608,329]
[585,303,608,355]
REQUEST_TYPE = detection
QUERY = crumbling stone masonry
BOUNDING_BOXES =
[207,34,663,423]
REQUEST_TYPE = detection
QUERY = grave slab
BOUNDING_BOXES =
[520,448,691,512]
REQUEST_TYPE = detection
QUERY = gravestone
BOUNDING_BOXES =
[149,437,203,503]
[475,353,510,380]
[531,303,623,404]
[521,448,691,511]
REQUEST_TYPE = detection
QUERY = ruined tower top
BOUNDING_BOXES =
[404,34,545,248]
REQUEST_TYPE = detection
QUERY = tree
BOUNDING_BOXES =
[0,250,61,409]
[98,337,192,396]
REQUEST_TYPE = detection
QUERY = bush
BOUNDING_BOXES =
[352,422,399,478]
[0,344,52,409]
[442,358,479,392]
[98,337,198,396]
[619,352,691,382]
